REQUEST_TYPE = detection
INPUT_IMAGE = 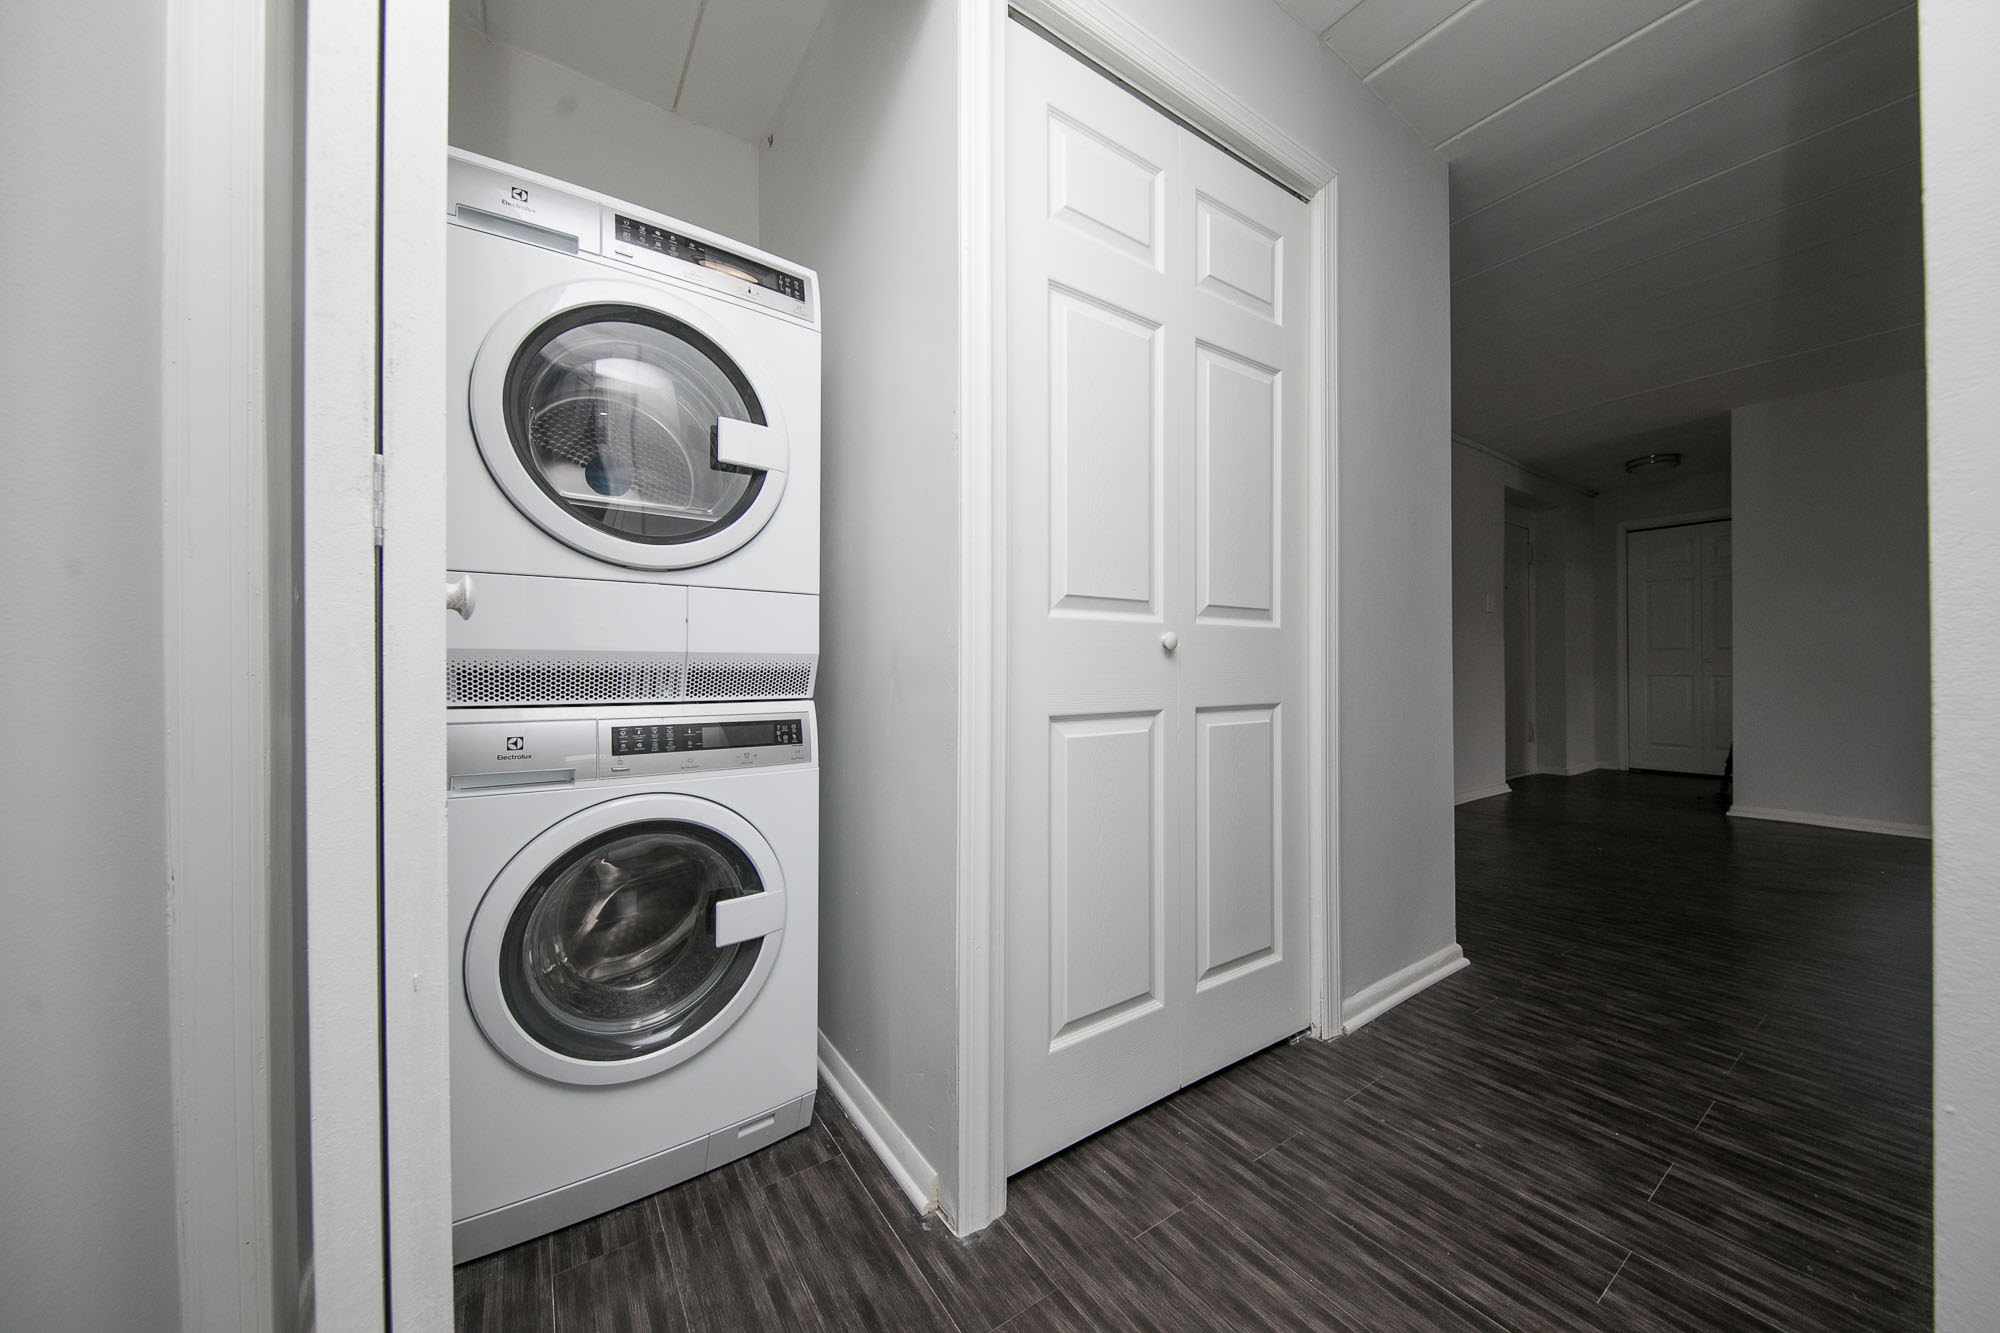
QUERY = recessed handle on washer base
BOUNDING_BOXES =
[445,573,477,620]
[714,889,786,946]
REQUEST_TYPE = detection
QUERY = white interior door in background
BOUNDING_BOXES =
[1003,24,1311,1174]
[1504,520,1534,779]
[1627,520,1733,775]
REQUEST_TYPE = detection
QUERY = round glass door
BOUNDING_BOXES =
[467,279,793,572]
[505,304,765,546]
[498,819,763,1062]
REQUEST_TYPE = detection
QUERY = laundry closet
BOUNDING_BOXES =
[413,0,1456,1268]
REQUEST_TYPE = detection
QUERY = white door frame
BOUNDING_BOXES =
[161,0,285,1322]
[378,0,455,1324]
[952,0,1340,1234]
[299,0,392,1324]
[1614,509,1731,771]
[300,0,455,1326]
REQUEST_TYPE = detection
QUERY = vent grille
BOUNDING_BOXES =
[686,654,816,701]
[447,651,684,707]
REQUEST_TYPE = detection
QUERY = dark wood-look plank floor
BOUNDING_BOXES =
[457,769,1933,1330]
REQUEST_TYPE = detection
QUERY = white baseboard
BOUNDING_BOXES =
[1545,761,1599,777]
[817,1033,940,1216]
[1729,806,1932,840]
[1341,944,1469,1033]
[1454,782,1512,805]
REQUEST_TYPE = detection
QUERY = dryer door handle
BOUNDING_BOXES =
[714,888,786,946]
[715,417,787,473]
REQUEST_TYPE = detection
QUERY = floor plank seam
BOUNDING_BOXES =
[1595,1249,1631,1304]
[1250,1130,1303,1165]
[1127,1202,1184,1243]
[1647,1163,1672,1202]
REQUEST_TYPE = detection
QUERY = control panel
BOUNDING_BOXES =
[601,711,812,778]
[612,215,811,311]
[611,717,806,756]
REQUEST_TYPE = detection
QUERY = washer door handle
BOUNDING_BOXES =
[715,417,787,473]
[714,888,786,946]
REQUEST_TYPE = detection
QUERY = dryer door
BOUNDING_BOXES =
[465,792,787,1086]
[469,279,790,571]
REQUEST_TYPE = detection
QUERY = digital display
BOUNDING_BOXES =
[613,216,808,302]
[612,718,804,756]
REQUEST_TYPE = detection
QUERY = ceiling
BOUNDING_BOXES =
[449,0,827,146]
[1278,0,1924,492]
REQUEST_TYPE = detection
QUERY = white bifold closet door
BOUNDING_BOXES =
[1627,520,1733,775]
[1003,22,1311,1174]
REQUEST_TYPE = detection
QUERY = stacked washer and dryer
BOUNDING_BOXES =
[442,149,822,1263]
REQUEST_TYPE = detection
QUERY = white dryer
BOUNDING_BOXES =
[446,149,821,708]
[447,700,817,1263]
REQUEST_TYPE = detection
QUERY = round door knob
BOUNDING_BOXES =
[445,574,477,620]
[1161,631,1180,653]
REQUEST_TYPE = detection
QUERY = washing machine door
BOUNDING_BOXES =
[465,792,787,1086]
[469,278,790,571]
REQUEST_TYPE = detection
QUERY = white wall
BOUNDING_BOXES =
[1921,1,2000,1324]
[1590,469,1732,767]
[1451,442,1596,799]
[449,23,761,243]
[1314,39,1458,1008]
[759,0,964,1194]
[1731,373,1930,834]
[0,5,183,1328]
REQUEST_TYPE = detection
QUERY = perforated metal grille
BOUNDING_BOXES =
[685,654,816,702]
[447,651,684,707]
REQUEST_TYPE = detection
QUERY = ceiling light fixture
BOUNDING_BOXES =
[1624,452,1681,475]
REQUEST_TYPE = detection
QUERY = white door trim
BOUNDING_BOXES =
[379,0,455,1323]
[300,0,390,1322]
[955,0,1340,1233]
[161,0,278,1322]
[953,0,1010,1235]
[1306,184,1341,1041]
[1614,509,1731,771]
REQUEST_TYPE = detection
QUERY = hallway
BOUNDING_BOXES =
[457,770,1933,1330]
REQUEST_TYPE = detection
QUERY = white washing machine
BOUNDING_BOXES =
[446,149,821,709]
[447,700,817,1263]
